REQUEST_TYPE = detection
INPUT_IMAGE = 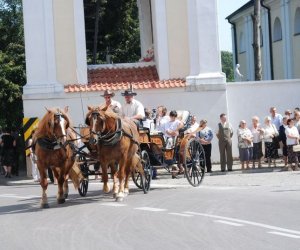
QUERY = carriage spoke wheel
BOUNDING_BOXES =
[78,160,89,197]
[131,150,152,193]
[140,150,152,194]
[78,179,89,197]
[183,138,205,187]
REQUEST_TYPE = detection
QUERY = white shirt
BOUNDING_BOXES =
[101,99,122,113]
[250,124,264,143]
[285,126,299,145]
[142,119,155,131]
[263,124,278,142]
[185,122,199,135]
[164,119,182,137]
[156,115,170,133]
[122,99,145,119]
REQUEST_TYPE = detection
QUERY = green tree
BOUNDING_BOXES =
[221,51,234,82]
[84,0,140,64]
[0,0,25,129]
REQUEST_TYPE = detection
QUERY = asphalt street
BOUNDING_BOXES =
[1,167,300,250]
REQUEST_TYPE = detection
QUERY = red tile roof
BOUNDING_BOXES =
[64,65,186,93]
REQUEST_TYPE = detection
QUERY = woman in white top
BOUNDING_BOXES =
[285,119,300,171]
[237,120,253,169]
[264,116,279,167]
[250,116,264,168]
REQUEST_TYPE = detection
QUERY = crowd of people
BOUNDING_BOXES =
[4,87,297,181]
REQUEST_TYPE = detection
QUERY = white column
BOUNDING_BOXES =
[245,15,254,81]
[187,0,199,76]
[281,0,293,79]
[137,0,153,59]
[73,0,88,84]
[151,0,170,79]
[186,0,225,85]
[22,0,63,94]
[261,8,271,80]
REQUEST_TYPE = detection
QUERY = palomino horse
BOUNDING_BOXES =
[33,108,76,208]
[85,106,144,201]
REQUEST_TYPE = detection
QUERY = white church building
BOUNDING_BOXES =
[22,0,300,162]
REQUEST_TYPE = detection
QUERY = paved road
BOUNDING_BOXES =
[1,168,300,250]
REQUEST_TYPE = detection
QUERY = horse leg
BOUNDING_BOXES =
[53,167,65,204]
[63,175,69,199]
[112,171,119,199]
[116,160,126,202]
[124,165,131,197]
[39,167,49,208]
[101,164,110,194]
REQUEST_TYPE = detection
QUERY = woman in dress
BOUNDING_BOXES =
[250,116,264,168]
[237,120,253,169]
[263,116,279,167]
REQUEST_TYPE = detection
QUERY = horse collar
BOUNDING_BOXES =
[98,118,123,147]
[36,137,65,151]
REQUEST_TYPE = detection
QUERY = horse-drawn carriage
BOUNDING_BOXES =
[33,107,205,208]
[75,110,206,197]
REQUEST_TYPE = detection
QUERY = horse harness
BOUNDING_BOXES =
[91,111,139,147]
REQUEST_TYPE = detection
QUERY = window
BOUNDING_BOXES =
[273,17,282,42]
[295,8,300,35]
[239,32,246,53]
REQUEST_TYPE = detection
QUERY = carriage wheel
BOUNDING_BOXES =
[183,138,205,187]
[78,179,89,197]
[140,150,152,194]
[131,150,152,193]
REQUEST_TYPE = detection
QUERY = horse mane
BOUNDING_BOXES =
[35,108,71,139]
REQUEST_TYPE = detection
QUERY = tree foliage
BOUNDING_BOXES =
[221,51,234,82]
[0,0,25,129]
[84,0,141,64]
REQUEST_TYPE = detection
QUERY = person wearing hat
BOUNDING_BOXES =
[100,90,122,113]
[121,89,145,121]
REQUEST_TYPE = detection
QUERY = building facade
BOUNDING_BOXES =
[227,0,300,81]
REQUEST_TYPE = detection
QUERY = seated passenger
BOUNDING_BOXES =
[184,115,199,135]
[155,105,170,134]
[142,108,155,131]
[121,88,145,127]
[164,110,184,149]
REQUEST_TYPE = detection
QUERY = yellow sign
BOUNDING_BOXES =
[23,117,39,156]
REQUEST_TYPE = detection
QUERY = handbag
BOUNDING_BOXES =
[293,144,300,152]
[272,136,280,149]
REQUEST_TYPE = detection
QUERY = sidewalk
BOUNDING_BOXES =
[0,160,298,187]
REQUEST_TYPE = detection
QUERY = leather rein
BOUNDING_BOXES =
[91,112,139,147]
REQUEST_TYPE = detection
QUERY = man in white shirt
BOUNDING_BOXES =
[100,90,122,113]
[121,89,145,120]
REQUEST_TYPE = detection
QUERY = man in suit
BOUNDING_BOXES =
[216,113,233,172]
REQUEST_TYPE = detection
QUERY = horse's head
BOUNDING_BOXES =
[47,108,70,144]
[85,106,118,144]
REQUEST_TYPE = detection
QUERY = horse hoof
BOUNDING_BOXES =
[57,198,65,204]
[113,193,117,199]
[41,203,50,209]
[64,193,68,199]
[116,196,124,202]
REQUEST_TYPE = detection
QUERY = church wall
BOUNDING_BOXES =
[165,0,190,79]
[23,79,300,162]
[272,40,284,79]
[291,1,300,78]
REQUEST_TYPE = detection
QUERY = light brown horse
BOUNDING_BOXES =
[33,107,76,208]
[85,106,144,201]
